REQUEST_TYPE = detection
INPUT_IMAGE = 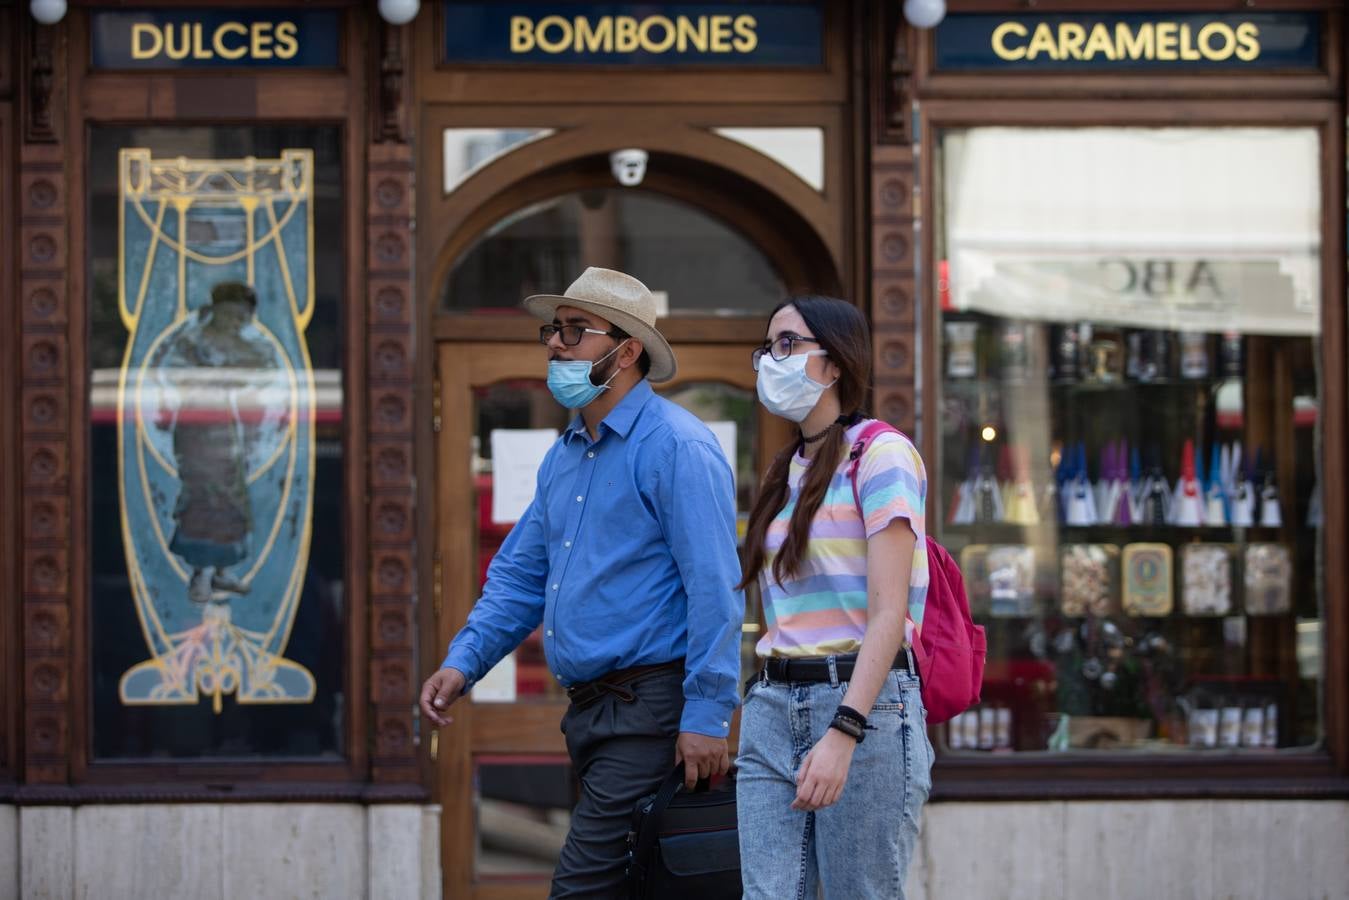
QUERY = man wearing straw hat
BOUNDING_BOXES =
[420,267,743,898]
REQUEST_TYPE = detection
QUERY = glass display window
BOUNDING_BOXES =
[934,127,1323,755]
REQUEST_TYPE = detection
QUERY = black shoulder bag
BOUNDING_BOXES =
[625,763,740,900]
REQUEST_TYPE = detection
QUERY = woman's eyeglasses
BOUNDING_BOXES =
[539,324,614,347]
[751,335,820,371]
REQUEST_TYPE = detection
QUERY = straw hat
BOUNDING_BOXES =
[523,267,676,383]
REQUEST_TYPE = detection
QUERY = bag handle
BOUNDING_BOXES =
[630,763,688,892]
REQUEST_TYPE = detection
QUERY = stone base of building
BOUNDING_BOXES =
[0,802,440,900]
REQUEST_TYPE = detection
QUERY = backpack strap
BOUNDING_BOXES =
[847,420,904,519]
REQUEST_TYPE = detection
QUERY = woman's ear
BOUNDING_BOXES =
[825,357,842,383]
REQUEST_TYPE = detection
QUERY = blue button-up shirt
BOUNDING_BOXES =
[443,379,743,738]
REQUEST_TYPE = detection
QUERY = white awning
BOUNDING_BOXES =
[944,127,1321,335]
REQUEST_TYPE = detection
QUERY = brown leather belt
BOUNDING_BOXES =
[565,659,684,711]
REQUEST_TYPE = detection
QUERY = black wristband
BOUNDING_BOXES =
[835,704,868,728]
[829,716,865,744]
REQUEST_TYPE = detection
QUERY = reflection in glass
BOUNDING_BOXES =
[443,128,555,194]
[89,126,346,759]
[476,759,575,879]
[934,127,1323,754]
[440,188,783,316]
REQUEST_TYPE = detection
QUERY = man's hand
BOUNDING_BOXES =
[419,667,467,728]
[674,732,731,789]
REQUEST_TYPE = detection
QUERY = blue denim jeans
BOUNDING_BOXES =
[735,666,934,899]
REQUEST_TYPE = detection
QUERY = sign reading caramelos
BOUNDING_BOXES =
[991,20,1260,62]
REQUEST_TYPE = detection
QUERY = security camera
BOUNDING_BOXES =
[610,149,648,187]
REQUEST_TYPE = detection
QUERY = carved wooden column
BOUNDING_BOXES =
[868,6,919,438]
[368,21,418,785]
[20,20,71,786]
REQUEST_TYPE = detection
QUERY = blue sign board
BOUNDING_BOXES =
[935,13,1321,72]
[92,10,341,69]
[443,2,823,66]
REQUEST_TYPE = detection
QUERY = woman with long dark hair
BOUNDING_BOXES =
[736,296,933,899]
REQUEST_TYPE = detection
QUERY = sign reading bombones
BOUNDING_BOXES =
[934,12,1320,71]
[443,2,823,66]
[91,9,340,68]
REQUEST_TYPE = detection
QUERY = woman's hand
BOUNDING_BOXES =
[791,728,857,811]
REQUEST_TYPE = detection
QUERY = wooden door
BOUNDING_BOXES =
[434,342,788,899]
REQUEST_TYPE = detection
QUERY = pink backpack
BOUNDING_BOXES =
[847,421,986,725]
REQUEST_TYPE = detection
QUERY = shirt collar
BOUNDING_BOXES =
[562,379,655,444]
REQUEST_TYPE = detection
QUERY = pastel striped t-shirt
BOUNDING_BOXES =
[756,420,929,659]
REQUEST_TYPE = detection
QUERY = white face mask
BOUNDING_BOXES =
[756,350,834,422]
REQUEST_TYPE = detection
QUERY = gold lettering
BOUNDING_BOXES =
[615,16,639,52]
[1083,23,1116,60]
[1178,24,1201,61]
[164,24,190,60]
[639,15,675,53]
[213,21,248,59]
[1116,22,1153,60]
[1025,23,1058,60]
[1058,23,1086,60]
[1235,22,1259,61]
[534,15,570,53]
[709,15,733,52]
[510,16,534,52]
[1197,22,1234,61]
[1155,22,1178,61]
[732,14,757,53]
[191,23,213,59]
[274,21,298,59]
[677,15,708,52]
[991,21,1028,60]
[131,23,163,59]
[251,22,275,59]
[575,16,612,52]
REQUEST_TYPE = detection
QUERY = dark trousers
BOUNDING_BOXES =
[549,668,684,900]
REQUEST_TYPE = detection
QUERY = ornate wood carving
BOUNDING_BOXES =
[375,23,409,144]
[869,10,918,436]
[368,141,417,783]
[26,24,56,143]
[21,138,70,785]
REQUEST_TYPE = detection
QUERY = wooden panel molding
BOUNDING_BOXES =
[20,19,70,783]
[868,11,918,437]
[368,135,418,784]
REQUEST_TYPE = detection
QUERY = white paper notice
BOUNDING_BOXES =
[490,428,558,524]
[470,652,517,703]
[707,421,737,491]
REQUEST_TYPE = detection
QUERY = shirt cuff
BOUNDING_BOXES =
[442,647,481,691]
[679,698,736,739]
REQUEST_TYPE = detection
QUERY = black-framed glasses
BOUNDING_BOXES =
[539,324,614,347]
[751,334,821,371]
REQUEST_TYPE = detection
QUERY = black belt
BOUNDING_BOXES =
[565,658,684,711]
[759,651,908,685]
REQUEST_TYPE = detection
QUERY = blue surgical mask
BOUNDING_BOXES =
[547,340,628,409]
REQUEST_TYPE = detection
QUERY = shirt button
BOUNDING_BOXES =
[552,584,559,591]
[587,451,595,458]
[722,721,730,728]
[546,630,553,637]
[564,541,572,548]
[576,495,583,502]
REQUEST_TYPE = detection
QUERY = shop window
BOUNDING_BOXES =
[443,128,556,194]
[439,188,784,317]
[87,126,346,759]
[711,127,825,192]
[934,127,1323,754]
[474,758,576,879]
